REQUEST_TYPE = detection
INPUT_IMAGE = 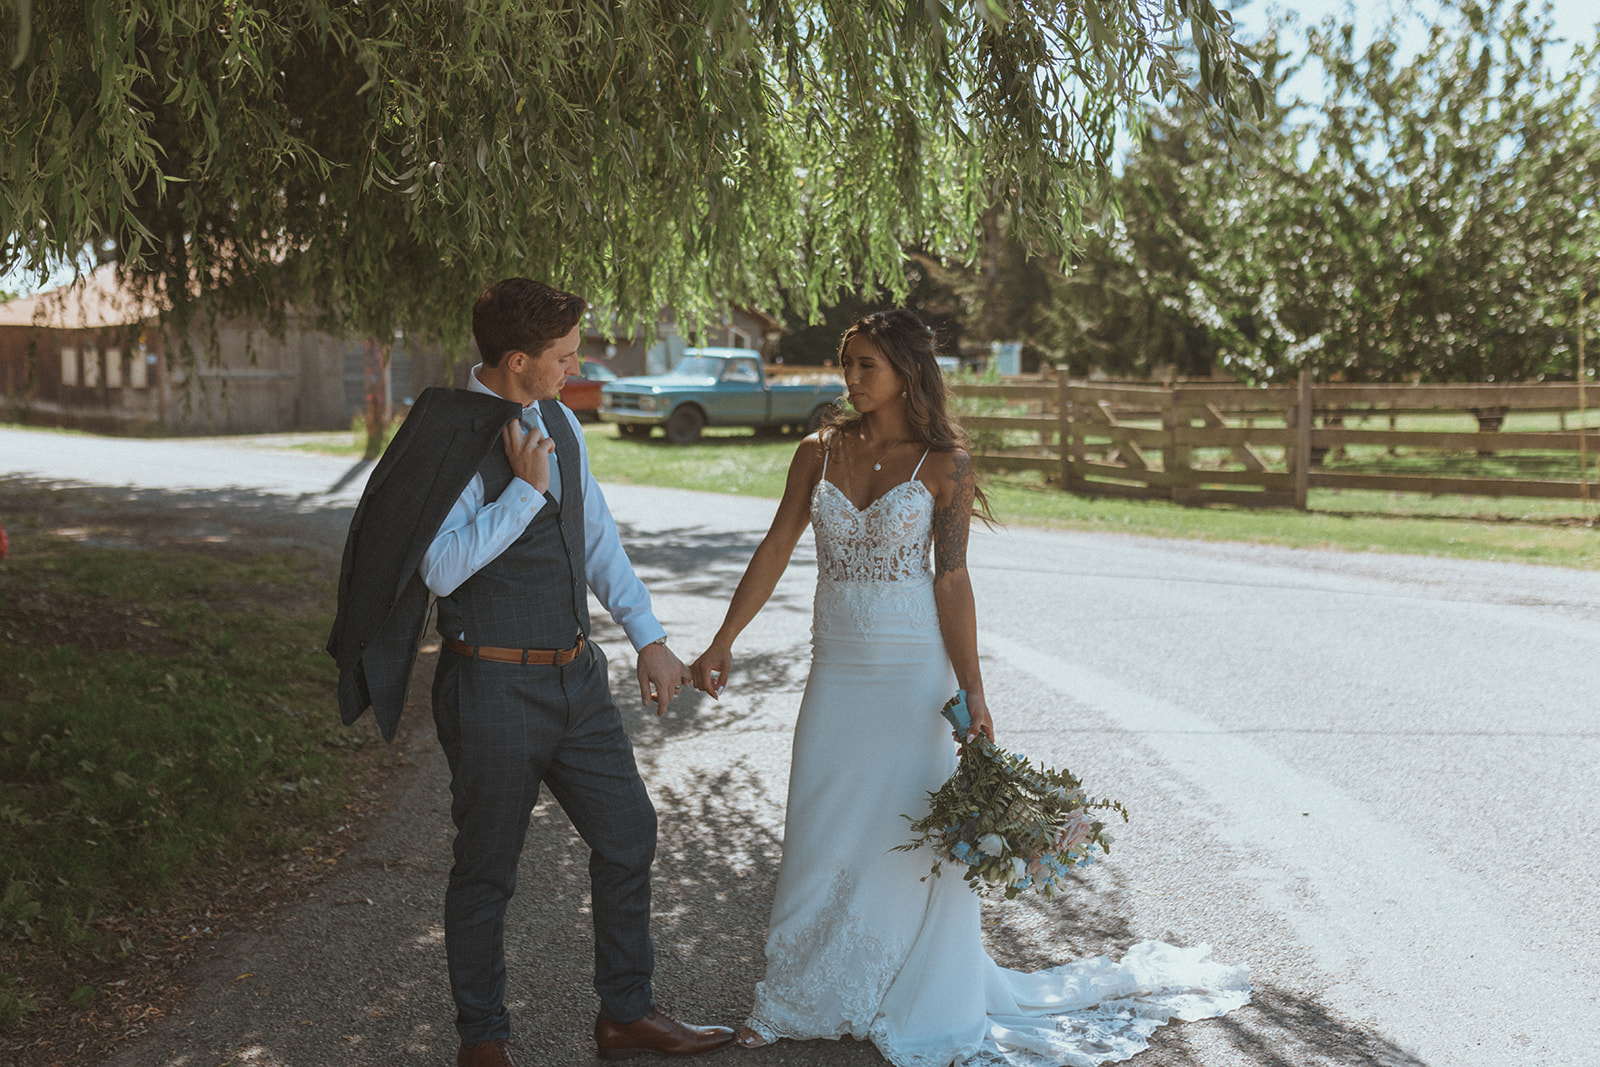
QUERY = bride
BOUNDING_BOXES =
[690,310,1248,1066]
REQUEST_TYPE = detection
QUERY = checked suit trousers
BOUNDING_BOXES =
[432,637,657,1046]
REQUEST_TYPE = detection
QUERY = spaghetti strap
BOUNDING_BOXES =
[909,448,931,479]
[820,437,831,479]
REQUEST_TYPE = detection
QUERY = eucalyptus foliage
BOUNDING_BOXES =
[898,716,1126,900]
[894,692,1126,901]
[1040,0,1600,383]
[0,0,1259,349]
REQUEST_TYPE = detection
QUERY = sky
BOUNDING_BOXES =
[1191,0,1596,167]
[1236,0,1595,85]
[1255,0,1594,36]
[4,1,1595,299]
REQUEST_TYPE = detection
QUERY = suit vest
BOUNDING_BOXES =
[436,399,591,648]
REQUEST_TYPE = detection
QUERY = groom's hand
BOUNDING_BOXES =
[637,641,692,717]
[503,419,553,493]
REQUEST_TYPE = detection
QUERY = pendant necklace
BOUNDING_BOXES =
[870,437,900,472]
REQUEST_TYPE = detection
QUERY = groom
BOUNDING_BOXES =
[328,278,735,1065]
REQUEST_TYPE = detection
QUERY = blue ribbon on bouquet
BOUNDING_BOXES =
[941,690,973,735]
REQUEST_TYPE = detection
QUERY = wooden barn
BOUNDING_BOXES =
[0,267,433,435]
[1,268,784,435]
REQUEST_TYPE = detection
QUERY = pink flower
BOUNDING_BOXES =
[1056,813,1094,853]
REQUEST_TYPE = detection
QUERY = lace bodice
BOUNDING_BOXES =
[811,478,935,584]
[809,449,938,638]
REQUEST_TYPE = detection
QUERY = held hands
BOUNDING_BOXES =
[503,419,554,494]
[689,642,732,699]
[637,641,693,717]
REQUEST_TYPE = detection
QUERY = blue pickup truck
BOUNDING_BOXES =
[599,348,846,444]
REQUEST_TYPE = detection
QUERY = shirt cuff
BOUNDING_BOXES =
[501,477,547,518]
[622,616,668,653]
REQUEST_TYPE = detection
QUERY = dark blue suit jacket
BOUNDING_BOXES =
[326,387,522,741]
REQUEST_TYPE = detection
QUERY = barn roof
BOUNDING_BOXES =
[0,265,160,330]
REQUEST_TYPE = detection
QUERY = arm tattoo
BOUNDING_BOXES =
[933,452,974,579]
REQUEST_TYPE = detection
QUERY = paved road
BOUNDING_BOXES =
[3,426,1596,1067]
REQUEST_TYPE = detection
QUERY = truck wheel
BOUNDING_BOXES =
[664,405,706,444]
[618,423,650,440]
[804,404,833,435]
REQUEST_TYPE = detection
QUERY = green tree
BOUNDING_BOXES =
[1040,0,1600,383]
[0,0,1260,351]
[909,208,1056,369]
[774,254,968,366]
[1029,31,1305,378]
[1290,0,1600,382]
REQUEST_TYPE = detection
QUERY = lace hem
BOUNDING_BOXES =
[746,870,908,1044]
[869,1024,984,1067]
[749,939,1251,1067]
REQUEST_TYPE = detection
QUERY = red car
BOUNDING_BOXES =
[559,362,619,421]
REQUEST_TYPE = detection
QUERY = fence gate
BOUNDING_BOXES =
[957,372,1600,510]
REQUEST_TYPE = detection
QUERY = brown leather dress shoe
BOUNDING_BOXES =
[594,1009,736,1059]
[457,1038,518,1067]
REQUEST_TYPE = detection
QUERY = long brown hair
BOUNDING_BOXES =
[824,309,996,524]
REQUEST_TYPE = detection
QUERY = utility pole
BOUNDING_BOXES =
[1581,286,1591,519]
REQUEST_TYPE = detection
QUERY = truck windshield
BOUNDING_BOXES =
[721,359,761,383]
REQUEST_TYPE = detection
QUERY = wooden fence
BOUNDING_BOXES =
[951,373,1600,509]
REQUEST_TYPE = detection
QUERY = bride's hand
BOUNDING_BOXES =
[960,692,996,746]
[690,643,732,698]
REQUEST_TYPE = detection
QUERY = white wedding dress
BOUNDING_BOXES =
[743,451,1251,1067]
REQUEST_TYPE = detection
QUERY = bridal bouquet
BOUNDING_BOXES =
[897,692,1127,900]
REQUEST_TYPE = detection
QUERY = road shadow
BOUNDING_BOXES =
[507,774,1429,1067]
[0,477,358,555]
[614,522,766,575]
[93,713,1426,1067]
[612,520,818,615]
[322,458,375,497]
[1148,982,1430,1067]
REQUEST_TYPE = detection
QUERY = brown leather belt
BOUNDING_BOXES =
[443,634,586,666]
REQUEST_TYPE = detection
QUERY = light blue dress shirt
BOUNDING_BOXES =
[418,365,666,651]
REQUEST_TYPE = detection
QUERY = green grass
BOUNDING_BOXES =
[584,425,803,497]
[284,414,403,456]
[0,421,91,436]
[0,538,363,1031]
[575,424,1600,569]
[984,477,1600,568]
[272,418,1600,567]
